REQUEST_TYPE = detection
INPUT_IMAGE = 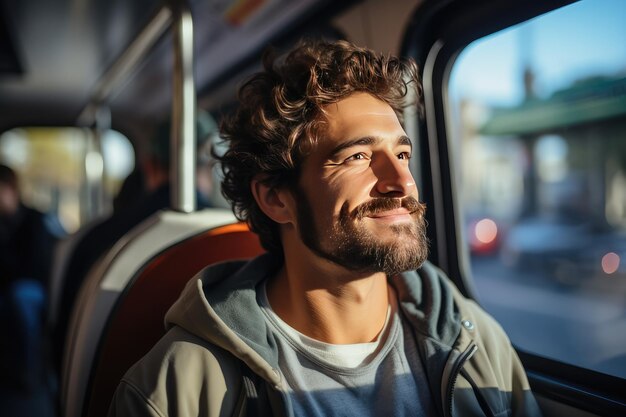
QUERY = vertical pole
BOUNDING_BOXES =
[93,105,110,214]
[171,0,196,212]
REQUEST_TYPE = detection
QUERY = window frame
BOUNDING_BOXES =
[400,0,626,415]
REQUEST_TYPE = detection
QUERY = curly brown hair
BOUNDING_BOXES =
[217,39,423,253]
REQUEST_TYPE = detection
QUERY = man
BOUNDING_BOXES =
[109,40,541,417]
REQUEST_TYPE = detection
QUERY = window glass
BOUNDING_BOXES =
[448,0,626,378]
[0,127,134,233]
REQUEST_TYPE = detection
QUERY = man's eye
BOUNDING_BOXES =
[398,152,412,160]
[345,153,367,162]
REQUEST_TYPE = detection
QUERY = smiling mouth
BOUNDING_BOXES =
[369,208,410,217]
[367,208,414,220]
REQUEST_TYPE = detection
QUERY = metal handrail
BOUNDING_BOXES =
[170,1,196,212]
[76,6,173,126]
[76,0,198,213]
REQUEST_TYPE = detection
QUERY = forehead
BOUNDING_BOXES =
[321,92,406,146]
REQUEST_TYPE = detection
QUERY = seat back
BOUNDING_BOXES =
[61,209,260,417]
[84,222,264,417]
[47,218,100,329]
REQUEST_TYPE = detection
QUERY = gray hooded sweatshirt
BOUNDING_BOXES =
[108,253,542,417]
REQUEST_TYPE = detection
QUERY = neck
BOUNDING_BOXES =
[266,243,392,345]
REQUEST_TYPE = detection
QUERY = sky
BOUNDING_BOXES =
[449,0,626,107]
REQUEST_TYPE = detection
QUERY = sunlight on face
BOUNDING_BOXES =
[294,93,429,275]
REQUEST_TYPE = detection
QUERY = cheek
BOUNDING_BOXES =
[300,180,343,226]
[323,185,369,222]
[312,186,341,218]
[326,170,376,213]
[306,165,377,220]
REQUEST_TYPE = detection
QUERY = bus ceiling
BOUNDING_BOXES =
[0,0,359,131]
[0,0,361,212]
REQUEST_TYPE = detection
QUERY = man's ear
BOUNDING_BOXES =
[250,177,295,225]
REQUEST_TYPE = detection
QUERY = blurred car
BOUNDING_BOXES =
[500,215,625,285]
[467,217,501,256]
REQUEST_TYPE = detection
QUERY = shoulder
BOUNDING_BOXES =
[418,264,539,413]
[434,267,527,385]
[418,262,512,354]
[112,326,242,417]
[447,276,511,350]
[425,263,509,338]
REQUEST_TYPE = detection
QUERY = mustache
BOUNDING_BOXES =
[352,197,426,220]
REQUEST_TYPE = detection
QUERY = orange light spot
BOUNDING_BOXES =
[475,218,498,244]
[601,252,620,275]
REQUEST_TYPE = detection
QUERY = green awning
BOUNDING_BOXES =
[480,76,626,136]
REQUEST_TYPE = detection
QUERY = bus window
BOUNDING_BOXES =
[0,127,134,233]
[447,0,626,379]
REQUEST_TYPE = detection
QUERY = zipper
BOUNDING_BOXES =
[442,342,478,417]
[460,368,497,417]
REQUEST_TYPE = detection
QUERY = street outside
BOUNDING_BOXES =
[470,256,626,379]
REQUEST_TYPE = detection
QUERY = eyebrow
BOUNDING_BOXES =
[328,135,413,159]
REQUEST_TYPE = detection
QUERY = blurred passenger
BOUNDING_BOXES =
[0,165,56,289]
[51,115,217,372]
[112,168,147,214]
[0,164,57,391]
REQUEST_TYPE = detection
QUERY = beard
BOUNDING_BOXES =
[294,189,429,276]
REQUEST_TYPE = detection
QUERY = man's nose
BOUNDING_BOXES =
[373,154,416,196]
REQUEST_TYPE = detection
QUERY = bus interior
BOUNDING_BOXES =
[0,0,624,416]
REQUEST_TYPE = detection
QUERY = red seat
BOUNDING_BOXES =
[84,222,264,417]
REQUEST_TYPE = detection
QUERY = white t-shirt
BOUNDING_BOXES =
[258,282,436,417]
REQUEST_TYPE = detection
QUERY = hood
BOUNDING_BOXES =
[164,253,284,387]
[392,261,461,346]
[164,253,461,386]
